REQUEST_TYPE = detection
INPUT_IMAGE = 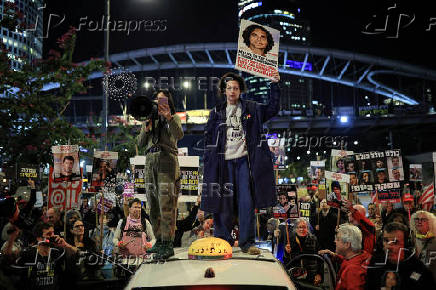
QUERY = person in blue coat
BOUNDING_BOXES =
[201,71,280,254]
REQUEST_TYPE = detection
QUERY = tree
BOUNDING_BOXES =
[0,26,108,167]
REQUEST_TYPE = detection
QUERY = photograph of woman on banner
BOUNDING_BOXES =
[376,169,388,184]
[349,173,358,186]
[359,171,372,185]
[358,159,372,171]
[345,161,356,173]
[242,24,274,57]
[374,158,386,169]
[136,89,183,260]
[335,158,346,173]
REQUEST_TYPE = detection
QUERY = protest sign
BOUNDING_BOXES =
[51,145,81,182]
[409,164,422,181]
[179,156,199,196]
[48,167,82,210]
[91,151,118,191]
[273,185,299,219]
[235,19,280,79]
[16,164,39,183]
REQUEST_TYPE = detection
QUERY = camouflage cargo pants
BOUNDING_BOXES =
[145,151,180,242]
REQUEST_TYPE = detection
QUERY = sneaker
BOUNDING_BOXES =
[242,245,261,255]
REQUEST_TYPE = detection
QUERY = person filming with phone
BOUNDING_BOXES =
[136,89,183,260]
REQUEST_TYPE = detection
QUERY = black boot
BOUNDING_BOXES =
[155,241,174,260]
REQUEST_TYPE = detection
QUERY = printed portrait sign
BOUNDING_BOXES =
[91,151,118,191]
[273,185,299,219]
[48,167,82,210]
[268,137,286,170]
[351,150,403,193]
[235,19,280,79]
[409,164,422,181]
[51,145,81,182]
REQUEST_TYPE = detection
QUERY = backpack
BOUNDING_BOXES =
[119,217,149,241]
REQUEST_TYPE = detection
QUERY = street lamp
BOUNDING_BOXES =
[183,81,191,111]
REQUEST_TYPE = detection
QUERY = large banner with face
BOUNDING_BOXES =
[235,19,280,79]
[91,151,118,191]
[48,167,82,210]
[51,145,81,182]
[352,150,403,193]
[330,149,354,174]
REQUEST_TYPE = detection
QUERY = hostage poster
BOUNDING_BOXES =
[310,160,325,184]
[325,171,350,208]
[268,136,286,170]
[51,145,81,182]
[273,185,299,219]
[352,149,404,193]
[330,149,354,174]
[235,19,280,79]
[91,151,118,191]
[48,167,82,210]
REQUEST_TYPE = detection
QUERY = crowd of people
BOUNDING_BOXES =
[266,185,436,289]
[1,70,436,290]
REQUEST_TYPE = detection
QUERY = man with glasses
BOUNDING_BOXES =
[365,222,435,289]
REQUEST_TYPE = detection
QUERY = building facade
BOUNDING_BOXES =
[0,0,43,70]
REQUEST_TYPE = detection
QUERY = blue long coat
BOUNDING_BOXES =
[201,82,281,213]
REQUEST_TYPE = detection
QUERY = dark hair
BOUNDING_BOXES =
[336,158,344,166]
[128,198,142,208]
[63,155,74,163]
[33,222,54,239]
[218,72,247,96]
[383,222,411,248]
[242,24,274,54]
[152,89,176,115]
[331,181,341,191]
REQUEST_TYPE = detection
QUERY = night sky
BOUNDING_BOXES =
[43,0,436,69]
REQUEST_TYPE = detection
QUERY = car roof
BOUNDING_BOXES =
[125,247,295,289]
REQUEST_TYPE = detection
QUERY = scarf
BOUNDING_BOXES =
[416,231,435,240]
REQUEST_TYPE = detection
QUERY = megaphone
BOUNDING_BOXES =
[127,95,158,120]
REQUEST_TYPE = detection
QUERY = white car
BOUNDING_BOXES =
[125,247,296,290]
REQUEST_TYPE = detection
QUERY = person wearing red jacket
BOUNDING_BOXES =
[319,223,371,290]
[346,201,376,254]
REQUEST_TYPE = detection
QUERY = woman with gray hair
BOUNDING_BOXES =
[319,223,371,289]
[410,210,436,281]
[283,218,322,286]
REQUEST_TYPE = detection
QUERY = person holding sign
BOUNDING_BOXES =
[137,90,183,259]
[201,72,280,255]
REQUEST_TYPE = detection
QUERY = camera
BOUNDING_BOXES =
[48,236,57,244]
[128,95,158,120]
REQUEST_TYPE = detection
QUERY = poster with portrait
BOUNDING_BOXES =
[330,149,354,174]
[235,19,280,79]
[310,160,325,184]
[325,171,350,208]
[268,137,286,170]
[91,151,118,191]
[352,150,403,193]
[387,155,404,182]
[51,145,81,182]
[273,185,299,219]
[48,167,82,210]
[409,164,423,181]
